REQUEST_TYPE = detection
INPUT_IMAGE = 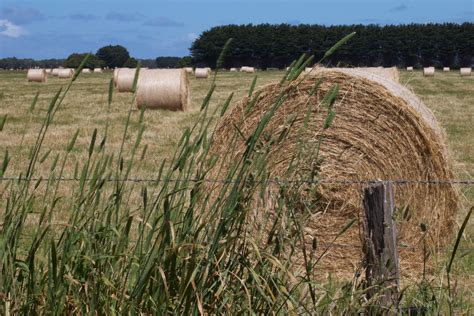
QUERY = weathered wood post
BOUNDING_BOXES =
[363,181,400,314]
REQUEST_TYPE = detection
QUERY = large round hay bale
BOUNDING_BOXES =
[93,68,103,73]
[27,69,47,82]
[116,68,139,92]
[406,66,413,71]
[195,68,209,79]
[113,68,119,86]
[460,67,472,76]
[136,69,188,111]
[443,67,450,72]
[57,69,74,79]
[423,67,435,76]
[241,66,255,73]
[205,69,458,277]
[184,67,194,74]
[51,68,60,76]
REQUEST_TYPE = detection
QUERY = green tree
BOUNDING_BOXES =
[63,53,104,69]
[177,56,193,67]
[123,57,138,68]
[96,45,130,68]
[155,57,181,68]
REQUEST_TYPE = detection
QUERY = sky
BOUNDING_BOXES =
[0,0,472,59]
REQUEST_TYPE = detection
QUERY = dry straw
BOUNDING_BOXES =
[113,68,119,86]
[205,69,458,277]
[136,69,189,111]
[93,68,103,73]
[116,68,139,92]
[195,68,210,79]
[443,67,450,72]
[57,69,74,79]
[423,67,435,76]
[27,69,47,82]
[460,67,472,76]
[406,66,413,71]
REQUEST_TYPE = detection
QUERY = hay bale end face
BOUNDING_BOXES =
[27,69,47,82]
[136,69,188,111]
[116,68,139,92]
[205,69,458,277]
[423,67,435,76]
[460,67,472,76]
[195,68,209,79]
[406,66,413,71]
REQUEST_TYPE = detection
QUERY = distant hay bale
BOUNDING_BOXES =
[204,69,458,277]
[195,68,210,79]
[184,67,194,74]
[82,69,91,73]
[406,66,413,71]
[93,68,103,73]
[241,66,255,73]
[460,67,472,76]
[57,69,74,79]
[51,69,60,76]
[136,69,188,111]
[423,67,435,76]
[27,69,47,82]
[45,69,52,74]
[443,67,450,72]
[117,68,139,92]
[230,68,238,72]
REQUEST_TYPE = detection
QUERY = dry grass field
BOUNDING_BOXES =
[0,68,473,311]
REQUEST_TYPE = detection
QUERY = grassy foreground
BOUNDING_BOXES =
[0,67,473,313]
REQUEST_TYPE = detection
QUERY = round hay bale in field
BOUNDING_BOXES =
[443,67,450,72]
[136,69,188,111]
[406,66,414,71]
[195,68,210,79]
[241,66,255,73]
[113,68,120,86]
[82,68,91,73]
[117,68,139,92]
[460,67,472,76]
[204,69,458,277]
[27,69,47,82]
[184,67,194,74]
[423,67,435,76]
[93,68,103,73]
[230,67,238,72]
[57,69,74,79]
[51,68,60,76]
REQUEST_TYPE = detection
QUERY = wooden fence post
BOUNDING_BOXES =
[363,181,400,314]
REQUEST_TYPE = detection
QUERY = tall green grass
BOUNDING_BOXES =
[0,37,472,314]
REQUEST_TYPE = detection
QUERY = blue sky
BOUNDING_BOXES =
[0,0,472,59]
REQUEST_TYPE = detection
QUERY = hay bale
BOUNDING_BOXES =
[93,68,103,73]
[136,69,188,111]
[184,67,194,74]
[116,68,139,92]
[51,68,60,76]
[195,68,210,79]
[423,67,435,76]
[241,66,255,73]
[305,67,314,73]
[27,69,47,82]
[82,69,91,73]
[230,68,238,72]
[406,66,413,71]
[205,69,458,277]
[45,69,52,74]
[443,67,450,72]
[57,69,74,79]
[460,67,472,76]
[113,68,120,86]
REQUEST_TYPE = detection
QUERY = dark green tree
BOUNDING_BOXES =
[155,57,181,68]
[63,53,104,69]
[123,57,138,68]
[96,45,130,68]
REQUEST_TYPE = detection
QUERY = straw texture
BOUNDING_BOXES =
[195,68,209,79]
[423,67,435,76]
[205,69,458,277]
[136,69,189,111]
[27,69,47,82]
[460,67,472,76]
[116,68,139,92]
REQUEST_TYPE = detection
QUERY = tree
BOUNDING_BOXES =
[123,57,138,68]
[177,56,193,67]
[155,57,181,68]
[63,53,104,69]
[96,45,130,68]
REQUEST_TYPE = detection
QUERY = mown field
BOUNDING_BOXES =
[0,69,472,313]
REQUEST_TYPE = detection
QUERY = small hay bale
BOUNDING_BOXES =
[195,68,210,79]
[423,67,435,76]
[51,68,60,76]
[443,67,450,72]
[460,67,472,76]
[116,68,139,92]
[136,69,188,111]
[27,69,47,82]
[184,67,194,74]
[204,69,458,278]
[57,69,74,79]
[82,69,91,73]
[406,66,413,71]
[93,68,103,73]
[241,66,255,73]
[230,67,238,72]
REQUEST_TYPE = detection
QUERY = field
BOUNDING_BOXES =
[0,69,473,313]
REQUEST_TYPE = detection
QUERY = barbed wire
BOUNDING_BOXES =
[1,176,474,185]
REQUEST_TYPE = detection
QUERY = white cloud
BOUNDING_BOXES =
[0,19,27,38]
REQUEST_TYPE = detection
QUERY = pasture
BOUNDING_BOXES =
[0,68,472,313]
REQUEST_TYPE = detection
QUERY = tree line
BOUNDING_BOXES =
[190,23,474,69]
